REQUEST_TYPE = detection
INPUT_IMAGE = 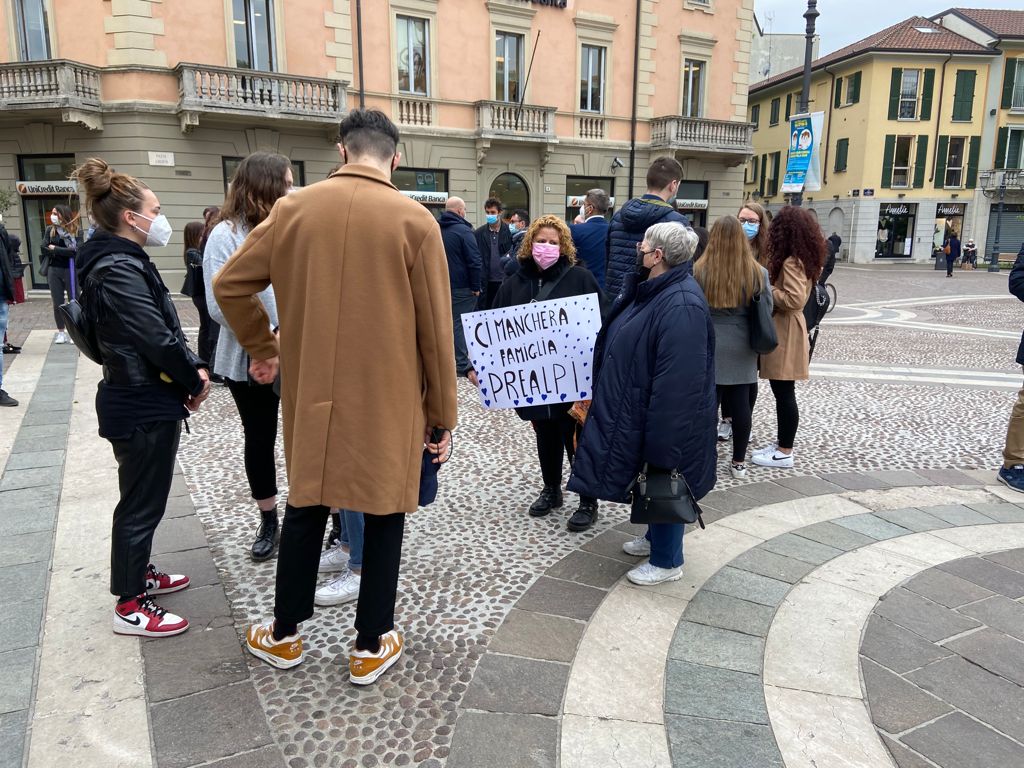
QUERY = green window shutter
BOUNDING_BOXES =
[966,135,981,188]
[770,97,780,124]
[913,135,929,188]
[1002,58,1018,110]
[996,127,1009,169]
[785,93,792,121]
[888,68,903,119]
[751,104,759,129]
[850,72,862,104]
[952,70,976,121]
[881,134,896,187]
[920,69,935,121]
[834,77,843,108]
[934,135,949,188]
[835,138,849,172]
[771,152,781,195]
[759,152,767,196]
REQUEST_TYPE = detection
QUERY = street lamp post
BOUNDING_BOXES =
[989,180,1006,273]
[791,0,819,208]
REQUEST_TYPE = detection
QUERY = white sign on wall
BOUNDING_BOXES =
[16,181,77,196]
[148,152,176,167]
[401,190,449,205]
[461,294,601,410]
[566,196,616,208]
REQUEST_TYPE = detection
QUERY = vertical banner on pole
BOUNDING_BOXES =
[782,111,824,193]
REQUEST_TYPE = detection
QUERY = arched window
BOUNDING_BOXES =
[489,172,529,216]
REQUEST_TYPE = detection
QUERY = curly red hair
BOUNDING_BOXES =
[766,206,826,284]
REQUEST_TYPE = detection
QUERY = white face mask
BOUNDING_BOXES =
[132,212,173,248]
[50,214,60,225]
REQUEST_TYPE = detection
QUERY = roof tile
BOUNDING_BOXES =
[952,8,1024,38]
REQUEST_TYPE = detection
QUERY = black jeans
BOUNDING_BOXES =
[719,383,758,463]
[190,292,220,367]
[108,420,181,597]
[769,379,799,449]
[946,255,956,276]
[48,266,78,329]
[274,505,406,641]
[478,281,501,311]
[225,379,280,500]
[534,414,595,504]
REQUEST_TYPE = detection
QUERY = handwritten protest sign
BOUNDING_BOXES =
[461,294,601,411]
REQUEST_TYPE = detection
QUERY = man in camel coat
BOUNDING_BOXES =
[214,109,457,686]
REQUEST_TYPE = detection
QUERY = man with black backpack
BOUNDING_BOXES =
[0,219,20,406]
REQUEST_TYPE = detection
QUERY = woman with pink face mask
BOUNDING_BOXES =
[490,214,606,532]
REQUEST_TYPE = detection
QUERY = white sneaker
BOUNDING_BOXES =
[752,443,778,457]
[730,463,748,480]
[627,562,683,586]
[751,450,795,469]
[318,543,349,573]
[622,535,651,557]
[717,419,732,442]
[54,331,67,344]
[314,568,361,606]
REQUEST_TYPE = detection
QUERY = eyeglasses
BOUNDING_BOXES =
[636,243,656,256]
[738,217,760,224]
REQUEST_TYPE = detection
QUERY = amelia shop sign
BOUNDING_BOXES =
[881,203,911,217]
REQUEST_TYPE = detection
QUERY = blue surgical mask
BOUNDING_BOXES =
[509,222,519,233]
[486,214,499,226]
[742,221,760,240]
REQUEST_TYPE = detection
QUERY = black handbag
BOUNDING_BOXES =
[748,288,778,354]
[56,300,103,364]
[628,463,705,528]
[38,249,51,277]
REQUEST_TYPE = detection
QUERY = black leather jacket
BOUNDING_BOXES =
[77,231,205,396]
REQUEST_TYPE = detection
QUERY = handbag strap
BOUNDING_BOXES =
[532,265,572,303]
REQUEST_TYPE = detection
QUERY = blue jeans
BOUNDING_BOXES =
[0,301,8,390]
[451,288,479,375]
[646,523,684,569]
[338,509,365,570]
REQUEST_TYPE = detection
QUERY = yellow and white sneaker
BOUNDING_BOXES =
[245,621,303,669]
[349,629,403,686]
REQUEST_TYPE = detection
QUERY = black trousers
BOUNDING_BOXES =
[190,292,220,367]
[109,420,181,597]
[718,383,758,463]
[225,379,280,500]
[534,414,595,503]
[478,281,501,311]
[769,379,799,449]
[48,266,78,329]
[274,505,406,639]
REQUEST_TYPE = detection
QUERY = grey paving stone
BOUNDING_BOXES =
[665,660,768,724]
[863,470,934,487]
[488,609,584,664]
[516,577,607,621]
[759,532,844,565]
[919,504,996,526]
[168,474,191,499]
[150,682,273,768]
[957,595,1024,642]
[772,475,845,496]
[142,625,249,702]
[967,503,1024,523]
[728,547,817,584]
[901,712,1024,768]
[10,433,68,454]
[860,615,952,674]
[0,648,35,714]
[945,628,1024,686]
[669,621,765,675]
[914,468,986,486]
[702,566,791,607]
[728,482,804,505]
[881,735,940,768]
[875,507,953,532]
[699,489,758,515]
[684,591,775,637]
[0,710,27,768]
[1,504,58,536]
[19,409,71,427]
[0,600,43,654]
[939,557,1024,598]
[0,484,59,516]
[461,654,568,716]
[819,471,890,490]
[0,465,62,491]
[613,520,647,537]
[875,589,981,642]
[792,520,877,551]
[0,561,48,609]
[861,657,951,733]
[903,567,994,608]
[28,388,72,405]
[160,547,222,589]
[447,712,557,768]
[906,656,1024,742]
[151,585,232,633]
[151,515,209,556]
[666,715,783,768]
[200,746,287,768]
[834,513,913,541]
[161,494,197,520]
[580,530,638,564]
[983,547,1024,574]
[3,450,65,470]
[544,550,632,589]
[0,531,52,568]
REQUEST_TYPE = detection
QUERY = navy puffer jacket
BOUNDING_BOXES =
[568,262,717,503]
[605,195,689,298]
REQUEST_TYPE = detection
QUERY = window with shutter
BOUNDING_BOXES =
[920,69,935,121]
[966,136,981,189]
[899,69,920,120]
[934,135,949,189]
[881,134,896,187]
[1002,58,1020,110]
[951,70,976,121]
[834,138,849,172]
[913,135,929,188]
[888,68,903,120]
[770,97,780,125]
[751,104,760,130]
[785,93,792,121]
[759,153,767,196]
[848,72,861,105]
[834,77,843,108]
[996,127,1009,169]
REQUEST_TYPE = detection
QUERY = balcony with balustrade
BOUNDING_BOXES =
[649,116,754,159]
[394,96,435,129]
[176,64,347,132]
[979,168,1024,192]
[475,101,556,142]
[0,60,103,129]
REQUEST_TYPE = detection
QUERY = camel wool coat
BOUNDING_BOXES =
[759,256,813,381]
[213,164,458,513]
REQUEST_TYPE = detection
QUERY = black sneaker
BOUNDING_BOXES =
[529,486,564,517]
[0,390,18,407]
[2,343,20,354]
[567,500,599,532]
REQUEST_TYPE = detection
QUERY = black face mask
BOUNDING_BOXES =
[636,247,651,281]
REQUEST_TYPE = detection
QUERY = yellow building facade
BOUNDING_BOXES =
[0,0,756,289]
[746,11,1024,264]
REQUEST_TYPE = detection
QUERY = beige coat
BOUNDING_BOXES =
[213,164,458,513]
[759,256,812,381]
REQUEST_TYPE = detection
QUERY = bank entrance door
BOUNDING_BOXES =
[17,155,78,288]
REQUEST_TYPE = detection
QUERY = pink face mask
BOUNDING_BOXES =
[532,241,561,270]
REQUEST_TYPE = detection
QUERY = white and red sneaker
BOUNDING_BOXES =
[113,595,189,637]
[145,563,190,595]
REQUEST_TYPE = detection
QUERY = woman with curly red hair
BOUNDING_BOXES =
[751,206,825,469]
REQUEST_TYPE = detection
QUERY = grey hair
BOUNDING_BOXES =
[644,222,698,267]
[585,188,609,214]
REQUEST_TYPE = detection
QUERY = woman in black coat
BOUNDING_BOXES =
[490,214,605,532]
[43,204,82,344]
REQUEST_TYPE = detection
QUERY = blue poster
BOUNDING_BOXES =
[782,116,814,193]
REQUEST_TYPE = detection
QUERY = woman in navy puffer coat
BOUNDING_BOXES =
[568,221,717,586]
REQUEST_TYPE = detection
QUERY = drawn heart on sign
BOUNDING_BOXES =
[541,394,548,401]
[484,400,491,407]
[560,393,568,401]
[481,388,488,396]
[580,392,588,398]
[526,397,534,404]
[514,399,520,405]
